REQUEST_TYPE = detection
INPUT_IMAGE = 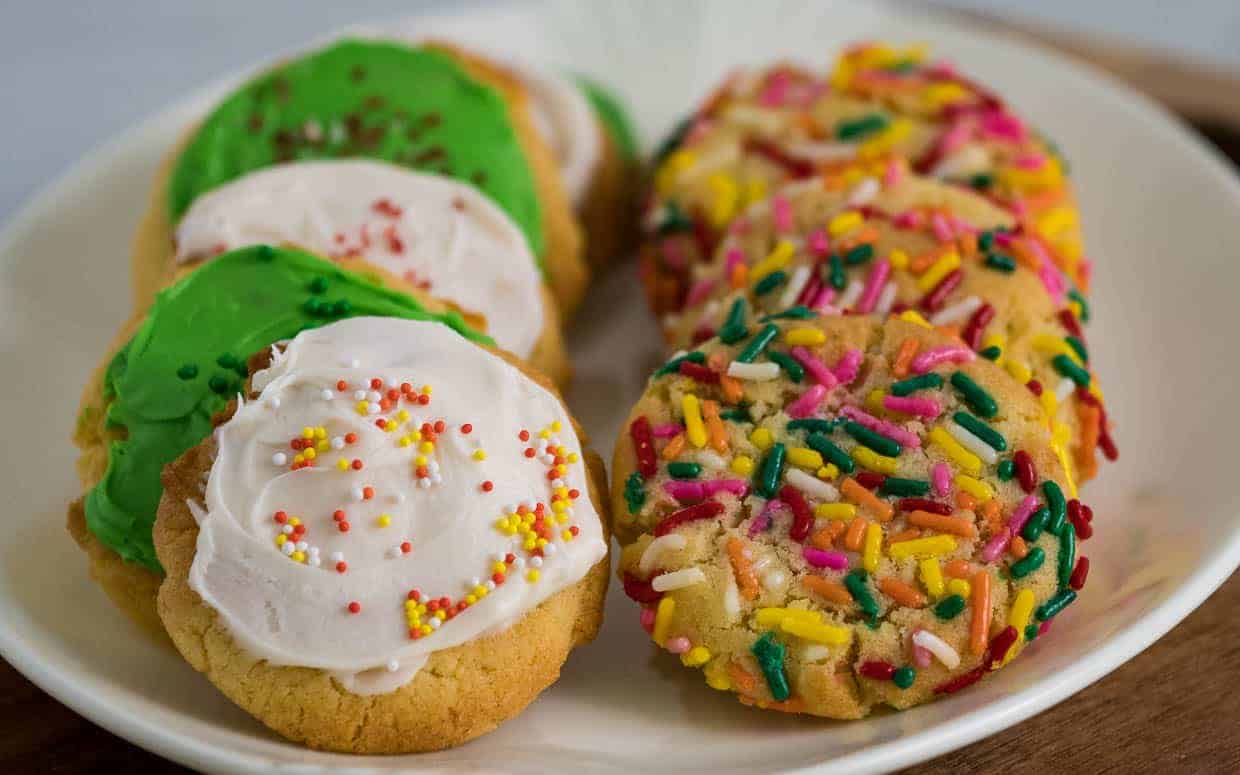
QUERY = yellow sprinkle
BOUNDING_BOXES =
[337,458,350,470]
[888,535,958,560]
[888,248,910,270]
[744,177,768,206]
[315,427,326,439]
[817,463,841,480]
[780,617,852,646]
[681,394,708,449]
[814,502,856,520]
[865,389,886,414]
[862,522,883,572]
[851,446,898,474]
[859,118,911,159]
[947,578,972,598]
[749,427,774,451]
[1004,359,1033,384]
[526,569,541,583]
[703,658,732,691]
[275,534,287,546]
[1032,334,1084,366]
[919,558,945,598]
[827,211,863,238]
[652,596,676,645]
[917,250,961,291]
[731,455,755,476]
[1040,389,1059,420]
[568,452,580,463]
[787,447,824,470]
[785,327,826,347]
[303,447,316,460]
[293,454,304,464]
[924,81,970,109]
[421,385,432,395]
[288,517,299,526]
[750,240,795,283]
[550,420,562,432]
[472,449,487,461]
[317,440,329,452]
[1010,589,1036,636]
[755,607,821,628]
[377,514,391,528]
[898,309,932,328]
[681,646,712,668]
[928,427,981,475]
[302,427,314,439]
[707,173,739,227]
[954,474,995,502]
[981,333,1007,365]
[291,551,305,563]
[655,149,696,195]
[1054,442,1079,499]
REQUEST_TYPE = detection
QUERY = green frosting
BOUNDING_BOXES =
[83,245,491,572]
[169,39,545,260]
[576,76,639,161]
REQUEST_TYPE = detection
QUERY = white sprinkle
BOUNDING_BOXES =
[551,478,565,489]
[785,468,839,501]
[945,421,1000,464]
[727,361,781,381]
[353,390,367,401]
[307,546,320,556]
[386,659,400,673]
[1056,377,1076,403]
[762,569,787,591]
[349,358,361,368]
[469,577,481,588]
[418,479,431,489]
[530,556,544,568]
[802,644,833,663]
[722,574,741,621]
[542,543,557,556]
[331,436,345,450]
[651,567,707,592]
[913,629,962,668]
[351,487,365,502]
[267,397,281,410]
[329,551,344,563]
[485,580,496,591]
[281,542,295,556]
[847,177,881,207]
[428,617,441,630]
[431,473,442,485]
[779,264,813,309]
[785,140,857,163]
[282,524,294,535]
[271,452,287,466]
[308,556,321,567]
[692,450,729,470]
[294,541,308,552]
[512,556,526,568]
[838,278,864,310]
[930,295,982,326]
[639,534,688,575]
[875,282,899,315]
[320,389,334,401]
[367,390,381,402]
[367,403,381,415]
[387,546,402,559]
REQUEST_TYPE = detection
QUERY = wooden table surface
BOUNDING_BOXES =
[6,28,1240,775]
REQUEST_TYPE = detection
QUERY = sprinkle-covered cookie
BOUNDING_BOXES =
[642,43,1086,316]
[612,315,1092,717]
[154,316,609,753]
[664,172,1112,482]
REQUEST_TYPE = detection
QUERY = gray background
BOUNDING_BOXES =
[2,0,1237,224]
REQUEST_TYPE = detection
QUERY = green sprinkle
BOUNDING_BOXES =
[302,298,324,316]
[719,299,749,344]
[656,201,694,235]
[828,254,846,290]
[844,243,874,266]
[1010,546,1046,578]
[845,570,879,619]
[984,254,1016,273]
[623,472,645,515]
[736,324,779,363]
[216,353,239,369]
[950,371,998,418]
[890,372,943,396]
[978,231,995,252]
[1035,589,1077,621]
[1057,521,1076,590]
[1021,506,1050,542]
[979,345,1002,361]
[767,350,804,382]
[806,432,855,474]
[836,113,889,141]
[933,594,966,620]
[892,666,916,689]
[968,173,994,190]
[1052,354,1091,387]
[655,350,705,377]
[754,270,787,296]
[844,421,901,457]
[1043,481,1067,535]
[756,443,786,498]
[997,459,1015,481]
[654,116,693,165]
[751,632,790,701]
[759,305,817,322]
[879,477,931,497]
[668,462,702,480]
[1067,289,1090,323]
[308,276,329,294]
[208,375,231,395]
[331,299,352,317]
[720,406,751,423]
[255,245,275,261]
[786,418,838,435]
[1064,335,1089,364]
[952,411,1007,451]
[176,364,198,380]
[1024,623,1040,642]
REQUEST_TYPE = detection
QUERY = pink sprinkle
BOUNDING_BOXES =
[1038,619,1053,636]
[661,238,687,270]
[832,348,864,384]
[729,216,752,236]
[803,546,850,570]
[910,628,934,668]
[993,230,1015,248]
[1007,495,1040,533]
[791,346,838,388]
[981,527,1012,563]
[807,229,831,257]
[932,462,952,497]
[651,423,684,438]
[893,210,925,229]
[639,607,656,633]
[979,108,1027,142]
[947,214,978,236]
[854,258,890,314]
[883,394,942,419]
[759,72,791,107]
[665,636,692,654]
[931,212,954,242]
[749,499,784,536]
[664,481,704,502]
[773,195,794,232]
[685,278,718,307]
[910,345,975,374]
[840,405,921,448]
[724,247,745,277]
[810,285,837,311]
[1013,153,1046,170]
[937,120,971,158]
[1038,263,1067,304]
[883,160,904,187]
[703,479,749,497]
[786,384,827,419]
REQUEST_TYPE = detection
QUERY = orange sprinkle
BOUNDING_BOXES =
[878,576,927,608]
[958,232,978,261]
[728,661,758,694]
[739,695,807,714]
[729,262,749,290]
[936,324,963,342]
[887,527,922,543]
[702,400,729,453]
[1074,401,1101,482]
[838,226,881,251]
[801,575,853,605]
[944,559,974,579]
[970,570,992,656]
[1022,186,1067,213]
[980,499,1003,534]
[840,477,895,522]
[720,373,744,404]
[726,538,761,601]
[810,527,836,551]
[892,338,919,378]
[1009,535,1029,560]
[910,245,947,274]
[907,510,978,538]
[955,491,978,512]
[844,517,868,551]
[822,171,846,191]
[1008,238,1043,271]
[662,433,686,461]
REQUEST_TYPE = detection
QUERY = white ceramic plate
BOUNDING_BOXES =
[1,1,1238,772]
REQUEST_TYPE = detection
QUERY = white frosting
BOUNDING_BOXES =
[174,160,545,359]
[513,65,600,208]
[188,317,606,692]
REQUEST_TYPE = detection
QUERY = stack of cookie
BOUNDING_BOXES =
[69,38,638,752]
[614,43,1112,716]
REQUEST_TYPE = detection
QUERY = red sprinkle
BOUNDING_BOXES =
[679,360,721,384]
[1013,450,1037,493]
[273,511,288,524]
[336,380,348,392]
[962,303,996,350]
[919,268,963,313]
[461,423,473,434]
[780,484,814,542]
[859,660,896,680]
[344,432,358,444]
[351,459,363,470]
[519,430,530,442]
[630,415,658,478]
[1069,556,1090,590]
[338,521,350,533]
[1066,500,1092,540]
[335,562,348,573]
[898,498,952,516]
[347,601,361,614]
[481,480,494,492]
[742,136,815,178]
[332,510,345,522]
[1058,308,1084,340]
[654,500,725,537]
[363,486,375,500]
[400,541,412,554]
[1026,380,1043,396]
[621,572,663,603]
[855,472,886,490]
